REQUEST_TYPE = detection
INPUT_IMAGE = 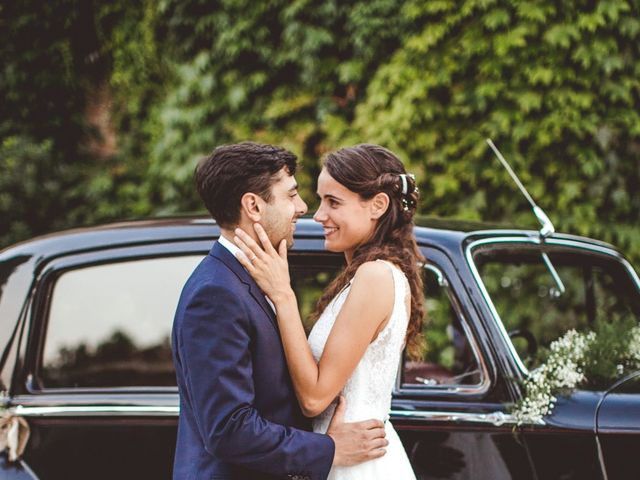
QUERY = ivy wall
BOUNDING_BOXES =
[2,0,639,262]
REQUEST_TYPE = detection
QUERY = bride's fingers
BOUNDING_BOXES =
[233,235,259,270]
[278,239,288,259]
[234,249,254,271]
[253,223,277,255]
[234,228,267,260]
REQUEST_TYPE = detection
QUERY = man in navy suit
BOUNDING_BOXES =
[172,142,387,479]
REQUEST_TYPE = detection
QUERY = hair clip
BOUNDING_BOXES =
[399,173,416,195]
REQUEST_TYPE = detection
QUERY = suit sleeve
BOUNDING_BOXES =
[177,282,335,479]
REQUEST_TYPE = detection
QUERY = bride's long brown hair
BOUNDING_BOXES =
[309,144,425,359]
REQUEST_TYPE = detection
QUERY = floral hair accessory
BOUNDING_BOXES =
[398,173,417,211]
[399,173,415,195]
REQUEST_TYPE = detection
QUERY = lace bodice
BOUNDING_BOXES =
[307,260,410,430]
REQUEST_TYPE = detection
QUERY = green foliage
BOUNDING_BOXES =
[0,1,87,246]
[146,0,408,213]
[0,0,164,246]
[0,0,85,146]
[582,315,639,388]
[0,136,62,244]
[344,0,640,262]
[423,289,455,368]
[2,0,640,271]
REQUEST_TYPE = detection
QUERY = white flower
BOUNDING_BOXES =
[513,329,594,425]
[513,326,640,425]
[628,326,640,368]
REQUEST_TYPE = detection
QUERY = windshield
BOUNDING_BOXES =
[472,243,640,376]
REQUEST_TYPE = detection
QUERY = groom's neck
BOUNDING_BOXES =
[220,224,260,245]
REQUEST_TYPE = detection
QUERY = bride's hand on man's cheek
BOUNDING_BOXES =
[233,225,292,301]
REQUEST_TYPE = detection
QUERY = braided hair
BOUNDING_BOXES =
[309,144,425,359]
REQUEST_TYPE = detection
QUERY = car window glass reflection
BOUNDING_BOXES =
[475,248,640,372]
[42,256,202,388]
[289,263,342,334]
[402,267,482,388]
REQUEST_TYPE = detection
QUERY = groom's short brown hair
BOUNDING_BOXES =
[195,142,298,228]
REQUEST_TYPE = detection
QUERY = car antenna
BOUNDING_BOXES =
[486,138,555,237]
[486,138,565,296]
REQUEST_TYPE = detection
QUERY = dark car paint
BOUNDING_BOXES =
[0,216,636,479]
[595,372,640,479]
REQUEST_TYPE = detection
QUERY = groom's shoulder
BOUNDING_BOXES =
[186,252,243,291]
[176,255,250,319]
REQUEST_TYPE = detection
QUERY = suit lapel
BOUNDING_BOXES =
[210,241,278,331]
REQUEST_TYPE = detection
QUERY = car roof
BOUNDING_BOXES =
[0,215,617,262]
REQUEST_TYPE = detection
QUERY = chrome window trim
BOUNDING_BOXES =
[424,264,447,287]
[11,404,179,417]
[390,409,526,426]
[621,257,640,291]
[9,404,527,426]
[395,263,491,396]
[465,236,640,376]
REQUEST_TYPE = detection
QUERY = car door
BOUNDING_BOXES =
[471,238,640,479]
[392,246,537,480]
[10,241,212,479]
[595,372,640,479]
[8,239,345,479]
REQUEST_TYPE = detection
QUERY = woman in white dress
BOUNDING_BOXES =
[234,144,424,479]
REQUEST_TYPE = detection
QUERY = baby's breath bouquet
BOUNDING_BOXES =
[513,318,640,425]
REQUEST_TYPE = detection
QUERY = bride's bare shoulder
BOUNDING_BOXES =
[351,260,394,293]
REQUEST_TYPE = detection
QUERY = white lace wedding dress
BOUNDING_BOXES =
[308,260,417,480]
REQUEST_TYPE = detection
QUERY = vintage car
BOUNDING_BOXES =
[0,216,639,479]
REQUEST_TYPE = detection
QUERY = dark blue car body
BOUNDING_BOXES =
[0,217,638,479]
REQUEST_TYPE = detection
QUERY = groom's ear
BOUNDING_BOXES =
[240,192,264,222]
[370,192,390,219]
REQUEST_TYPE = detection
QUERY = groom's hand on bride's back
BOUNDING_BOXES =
[326,396,388,466]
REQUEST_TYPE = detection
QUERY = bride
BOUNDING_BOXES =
[234,144,424,479]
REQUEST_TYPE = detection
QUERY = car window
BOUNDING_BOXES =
[473,245,640,370]
[289,260,343,334]
[401,265,484,389]
[40,253,344,389]
[41,256,203,388]
[40,251,486,391]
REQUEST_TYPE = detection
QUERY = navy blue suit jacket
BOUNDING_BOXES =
[172,241,335,480]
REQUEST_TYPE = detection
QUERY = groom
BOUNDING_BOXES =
[172,142,387,479]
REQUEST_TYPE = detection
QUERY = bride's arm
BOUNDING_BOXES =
[275,261,393,417]
[234,224,393,417]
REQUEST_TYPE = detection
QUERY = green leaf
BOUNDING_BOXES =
[544,24,580,48]
[482,8,510,30]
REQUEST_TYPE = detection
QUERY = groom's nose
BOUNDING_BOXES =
[295,195,308,216]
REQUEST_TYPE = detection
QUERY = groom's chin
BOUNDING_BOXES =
[285,235,295,249]
[270,233,294,249]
